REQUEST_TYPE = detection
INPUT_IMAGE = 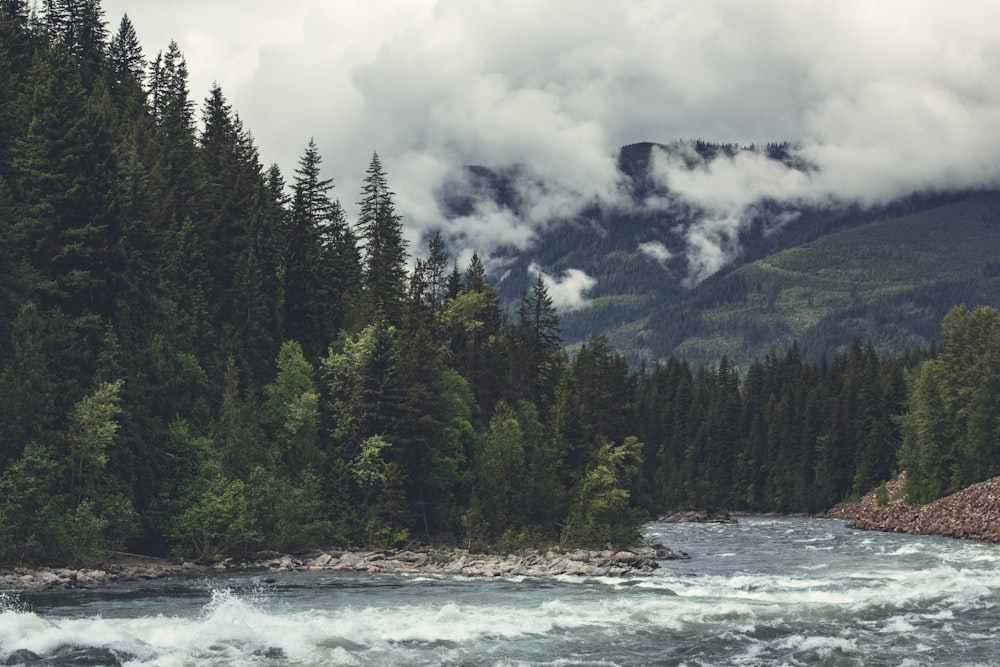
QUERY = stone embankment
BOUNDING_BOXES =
[1,544,686,592]
[826,473,1000,542]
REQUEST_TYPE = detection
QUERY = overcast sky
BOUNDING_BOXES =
[99,0,1000,298]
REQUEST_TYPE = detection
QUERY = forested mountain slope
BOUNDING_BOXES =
[473,143,1000,367]
[643,191,1000,367]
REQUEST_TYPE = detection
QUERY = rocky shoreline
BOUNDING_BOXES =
[657,510,738,524]
[0,543,686,593]
[826,473,1000,542]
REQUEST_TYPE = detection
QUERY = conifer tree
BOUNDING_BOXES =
[108,13,143,87]
[236,165,286,383]
[198,84,264,349]
[509,274,562,408]
[283,139,339,359]
[441,252,506,415]
[425,231,449,309]
[0,3,29,183]
[11,44,123,324]
[357,152,408,325]
[148,41,200,227]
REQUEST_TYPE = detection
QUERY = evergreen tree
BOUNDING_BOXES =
[43,0,108,78]
[424,231,449,309]
[11,44,123,327]
[508,274,562,409]
[440,263,506,417]
[465,251,487,293]
[899,306,1000,501]
[0,1,31,184]
[357,152,408,325]
[107,13,143,89]
[198,83,264,355]
[235,164,286,383]
[148,41,200,226]
[283,139,342,359]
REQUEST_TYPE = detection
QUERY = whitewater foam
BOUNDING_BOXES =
[3,517,999,666]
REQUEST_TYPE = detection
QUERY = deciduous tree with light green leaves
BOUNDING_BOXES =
[561,436,644,547]
[899,305,1000,502]
[263,341,321,473]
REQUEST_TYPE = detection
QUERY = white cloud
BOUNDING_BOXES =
[638,241,673,266]
[528,263,597,312]
[100,0,1000,278]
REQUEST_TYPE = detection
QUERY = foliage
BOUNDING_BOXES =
[561,436,644,547]
[898,306,1000,502]
[170,462,258,562]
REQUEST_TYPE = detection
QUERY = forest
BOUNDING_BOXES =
[1,1,998,566]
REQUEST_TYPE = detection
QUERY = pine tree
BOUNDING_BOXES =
[108,13,143,87]
[198,84,264,350]
[0,1,30,184]
[44,0,108,79]
[465,251,487,293]
[509,274,562,408]
[441,255,506,415]
[148,41,200,227]
[11,45,123,324]
[283,139,339,359]
[357,152,408,325]
[425,231,449,309]
[235,164,286,383]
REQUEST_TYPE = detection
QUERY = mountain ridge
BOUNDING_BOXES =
[450,142,1000,367]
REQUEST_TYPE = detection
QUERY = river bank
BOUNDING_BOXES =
[0,543,684,592]
[826,473,1000,542]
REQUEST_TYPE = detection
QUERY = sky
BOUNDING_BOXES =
[99,0,1000,305]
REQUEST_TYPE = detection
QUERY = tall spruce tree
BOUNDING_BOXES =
[283,139,338,360]
[148,41,200,227]
[198,84,264,354]
[509,274,562,409]
[11,44,123,326]
[357,152,408,325]
[43,0,108,78]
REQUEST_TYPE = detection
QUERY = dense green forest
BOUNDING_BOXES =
[1,1,997,567]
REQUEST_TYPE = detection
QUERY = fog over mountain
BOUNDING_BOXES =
[103,0,1000,289]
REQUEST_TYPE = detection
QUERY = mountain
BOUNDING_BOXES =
[449,142,1000,367]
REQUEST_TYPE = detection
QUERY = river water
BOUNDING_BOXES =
[2,517,999,666]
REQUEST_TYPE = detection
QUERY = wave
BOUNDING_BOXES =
[2,519,999,666]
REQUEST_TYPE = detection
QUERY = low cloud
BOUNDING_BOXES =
[102,0,1000,283]
[529,262,597,312]
[638,241,673,265]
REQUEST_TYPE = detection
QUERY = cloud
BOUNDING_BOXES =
[100,0,1000,280]
[638,241,674,266]
[528,263,597,312]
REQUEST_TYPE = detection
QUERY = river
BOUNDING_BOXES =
[1,516,998,666]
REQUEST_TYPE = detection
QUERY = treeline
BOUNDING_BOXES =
[0,2,994,568]
[633,341,919,514]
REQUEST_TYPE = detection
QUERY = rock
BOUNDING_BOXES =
[828,472,1000,543]
[658,510,737,524]
[311,553,334,568]
[37,571,61,586]
[651,543,690,560]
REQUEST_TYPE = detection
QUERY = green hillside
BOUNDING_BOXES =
[606,191,1000,367]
